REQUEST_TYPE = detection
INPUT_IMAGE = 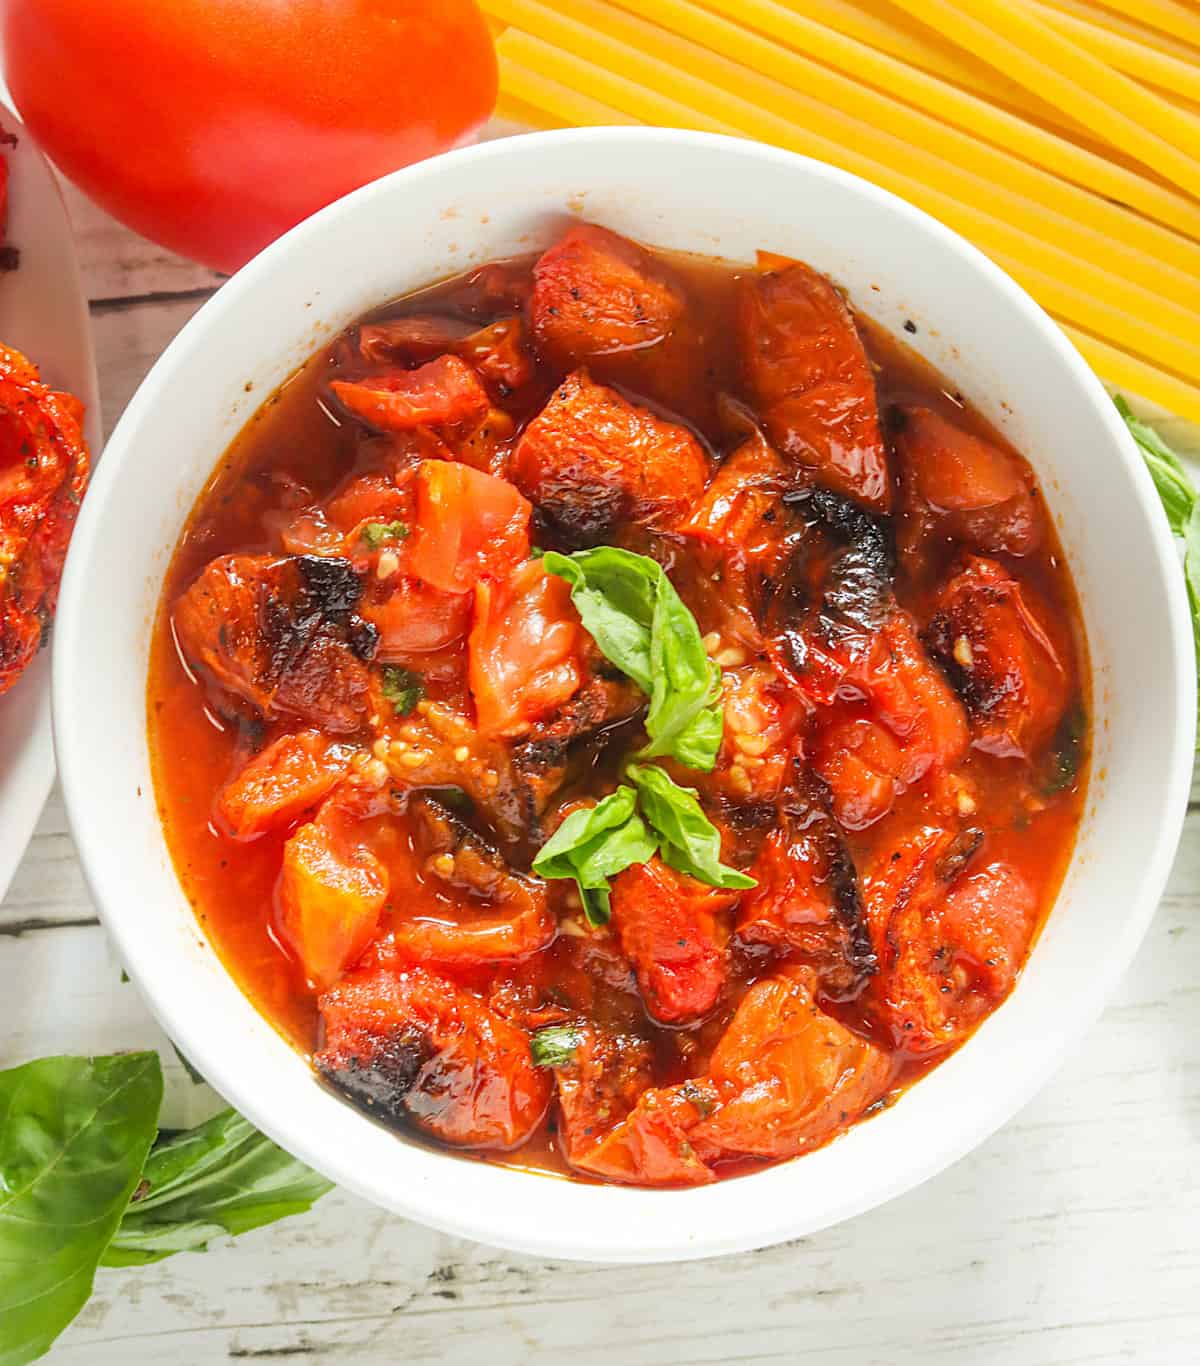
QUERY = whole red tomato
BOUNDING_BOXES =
[2,0,497,272]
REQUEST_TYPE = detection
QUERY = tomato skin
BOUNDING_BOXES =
[468,559,583,738]
[3,0,497,272]
[610,859,735,1026]
[217,730,354,840]
[408,461,531,595]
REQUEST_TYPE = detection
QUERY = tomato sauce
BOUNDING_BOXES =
[148,227,1089,1186]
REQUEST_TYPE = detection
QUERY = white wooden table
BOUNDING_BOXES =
[5,184,1200,1366]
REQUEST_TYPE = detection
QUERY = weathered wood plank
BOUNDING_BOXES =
[9,811,1191,1363]
[89,293,215,439]
[59,178,226,302]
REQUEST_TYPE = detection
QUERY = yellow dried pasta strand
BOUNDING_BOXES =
[1060,326,1200,426]
[1081,0,1200,52]
[627,0,1200,281]
[1029,0,1200,105]
[485,0,1200,380]
[884,0,1200,192]
[496,55,639,128]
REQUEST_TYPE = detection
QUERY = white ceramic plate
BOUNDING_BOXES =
[0,102,100,902]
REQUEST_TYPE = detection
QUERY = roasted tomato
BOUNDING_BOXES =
[895,405,1040,558]
[358,315,473,366]
[811,613,969,830]
[315,964,551,1149]
[407,461,531,595]
[678,435,791,563]
[677,436,794,645]
[457,317,537,396]
[926,556,1069,759]
[530,224,684,368]
[510,369,708,545]
[610,858,736,1026]
[173,554,374,732]
[0,342,91,695]
[276,776,390,990]
[362,577,472,665]
[378,794,556,965]
[863,827,1037,1054]
[376,697,530,843]
[566,1081,717,1188]
[737,783,876,998]
[217,730,356,840]
[325,468,414,535]
[468,558,583,738]
[699,664,798,804]
[331,355,490,435]
[689,967,892,1161]
[739,263,890,512]
[553,1026,655,1167]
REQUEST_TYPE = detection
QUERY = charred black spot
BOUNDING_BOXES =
[782,769,878,997]
[533,486,626,550]
[297,556,363,619]
[935,827,985,884]
[316,1026,432,1129]
[347,618,379,661]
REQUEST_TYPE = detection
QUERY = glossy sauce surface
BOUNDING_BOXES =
[149,234,1089,1184]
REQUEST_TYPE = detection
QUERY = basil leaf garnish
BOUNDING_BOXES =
[543,546,724,771]
[359,519,409,549]
[628,763,756,891]
[0,1053,162,1366]
[532,785,657,926]
[381,665,423,716]
[530,1026,584,1069]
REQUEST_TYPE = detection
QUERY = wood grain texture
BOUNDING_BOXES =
[3,184,1199,1366]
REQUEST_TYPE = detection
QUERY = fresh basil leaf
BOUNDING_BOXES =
[543,546,724,770]
[0,1052,162,1366]
[542,548,657,693]
[627,763,756,891]
[360,519,409,549]
[381,666,423,716]
[1116,395,1194,534]
[103,1109,333,1268]
[641,571,724,769]
[532,786,658,926]
[1184,499,1200,741]
[530,1026,584,1069]
[1116,399,1200,749]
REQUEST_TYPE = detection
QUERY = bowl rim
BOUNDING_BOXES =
[54,126,1196,1262]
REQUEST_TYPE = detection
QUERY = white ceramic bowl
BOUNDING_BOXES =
[54,129,1194,1263]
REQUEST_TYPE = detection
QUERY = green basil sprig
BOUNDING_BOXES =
[0,1053,162,1366]
[532,785,657,926]
[0,1053,332,1365]
[103,1108,334,1268]
[1117,396,1200,747]
[627,764,757,891]
[542,547,724,770]
[532,769,755,926]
